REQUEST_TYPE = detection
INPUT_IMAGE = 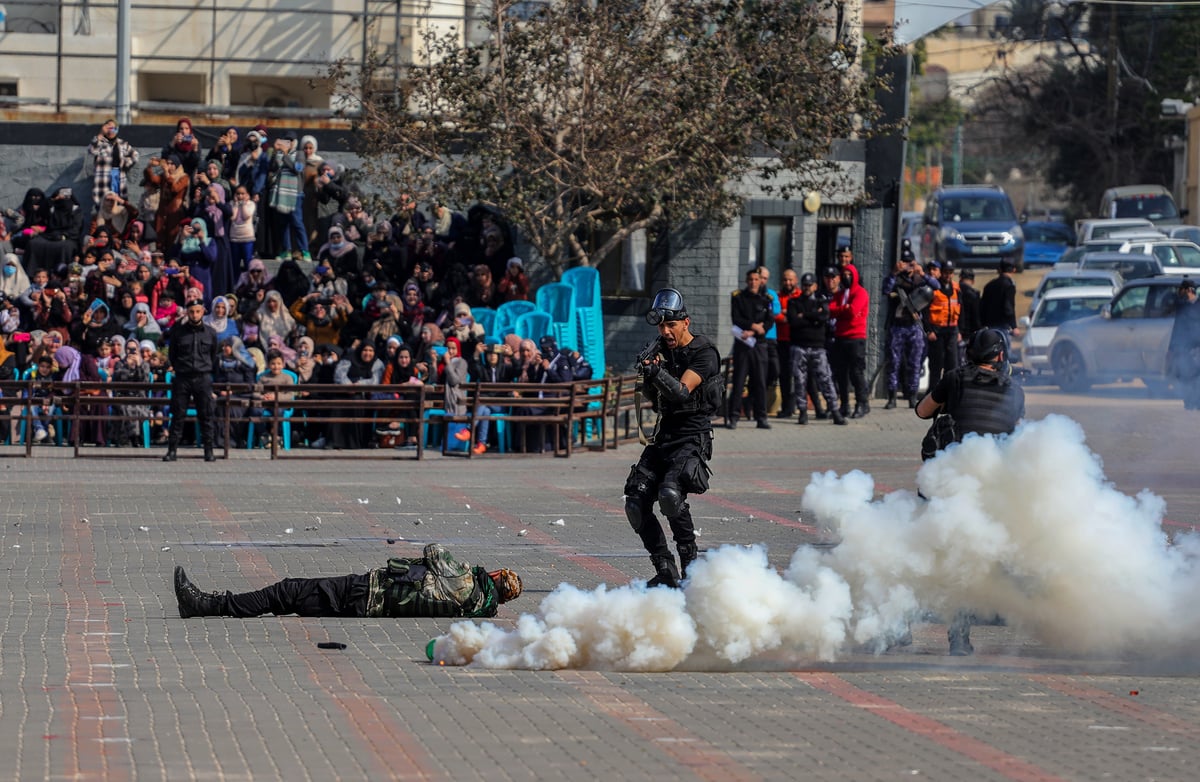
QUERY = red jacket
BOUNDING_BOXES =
[828,264,869,340]
[774,286,804,342]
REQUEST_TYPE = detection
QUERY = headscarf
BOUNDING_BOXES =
[256,290,297,344]
[294,336,317,382]
[125,302,163,337]
[235,257,273,290]
[247,346,266,374]
[204,185,226,239]
[445,336,462,356]
[109,334,127,357]
[204,295,231,335]
[180,218,210,254]
[299,135,323,166]
[390,344,416,384]
[267,334,298,366]
[98,192,133,234]
[345,341,381,383]
[171,118,198,153]
[55,346,82,382]
[2,253,30,300]
[221,335,257,370]
[0,333,14,371]
[19,188,48,227]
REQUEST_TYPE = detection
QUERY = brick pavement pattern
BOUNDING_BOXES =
[1,387,1199,780]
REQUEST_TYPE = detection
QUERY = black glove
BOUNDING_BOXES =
[641,361,660,381]
[649,366,690,404]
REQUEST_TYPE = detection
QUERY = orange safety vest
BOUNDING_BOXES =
[927,281,960,328]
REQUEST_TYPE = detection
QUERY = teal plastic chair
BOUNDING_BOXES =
[246,369,299,449]
[472,307,497,338]
[515,311,553,344]
[494,300,537,337]
[562,266,601,310]
[536,283,579,351]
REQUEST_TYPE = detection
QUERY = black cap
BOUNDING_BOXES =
[539,335,557,351]
[1180,277,1196,290]
[822,266,840,278]
[799,272,816,287]
[959,268,975,280]
[941,260,956,273]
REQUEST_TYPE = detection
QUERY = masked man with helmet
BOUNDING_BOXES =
[627,289,723,587]
[916,328,1025,655]
[173,543,522,619]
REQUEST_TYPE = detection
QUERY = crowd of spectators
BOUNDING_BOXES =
[0,118,588,452]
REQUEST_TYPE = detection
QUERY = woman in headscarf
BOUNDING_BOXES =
[197,184,235,300]
[161,118,202,177]
[2,253,31,303]
[173,217,217,308]
[10,188,49,254]
[271,256,311,308]
[293,336,318,384]
[152,154,191,247]
[234,257,273,301]
[329,341,384,449]
[93,191,139,238]
[299,135,325,243]
[315,225,361,280]
[123,302,163,346]
[206,126,242,183]
[203,295,239,342]
[54,345,106,446]
[256,290,297,347]
[26,188,84,277]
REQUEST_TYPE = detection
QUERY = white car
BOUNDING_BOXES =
[1019,287,1114,374]
[1117,239,1200,276]
[1074,217,1156,242]
[1025,268,1122,319]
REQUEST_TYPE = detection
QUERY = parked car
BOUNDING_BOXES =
[1117,239,1200,276]
[1019,286,1114,374]
[1163,224,1200,246]
[1025,268,1123,319]
[900,211,923,244]
[1021,221,1075,265]
[1074,217,1156,242]
[1048,276,1186,392]
[921,185,1025,271]
[1098,184,1183,226]
[1076,251,1163,280]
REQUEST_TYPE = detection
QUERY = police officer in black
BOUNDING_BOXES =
[915,328,1024,655]
[728,268,773,429]
[626,289,722,588]
[163,298,220,462]
[786,273,846,425]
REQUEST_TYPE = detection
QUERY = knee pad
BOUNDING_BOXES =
[624,465,655,534]
[658,485,685,517]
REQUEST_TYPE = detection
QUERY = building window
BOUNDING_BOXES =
[749,217,791,282]
[229,76,326,110]
[596,227,653,296]
[139,72,205,105]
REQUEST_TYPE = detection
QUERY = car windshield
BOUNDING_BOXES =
[940,195,1015,223]
[1112,195,1180,221]
[1042,276,1116,295]
[1032,296,1108,327]
[1025,223,1073,244]
[1092,224,1150,239]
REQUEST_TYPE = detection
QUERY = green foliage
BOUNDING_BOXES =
[333,0,898,276]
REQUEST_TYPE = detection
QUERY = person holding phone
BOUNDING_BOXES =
[160,117,202,178]
[87,118,139,212]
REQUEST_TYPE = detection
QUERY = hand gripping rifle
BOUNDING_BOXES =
[633,337,663,445]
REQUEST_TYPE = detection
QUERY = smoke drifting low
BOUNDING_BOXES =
[434,415,1200,670]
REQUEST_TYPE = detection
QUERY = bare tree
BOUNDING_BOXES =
[334,0,896,277]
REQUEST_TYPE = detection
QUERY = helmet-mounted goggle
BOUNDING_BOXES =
[645,288,687,325]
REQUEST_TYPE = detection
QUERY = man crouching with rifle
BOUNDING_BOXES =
[626,289,723,588]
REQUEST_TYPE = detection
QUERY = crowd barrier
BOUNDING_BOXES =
[0,375,661,460]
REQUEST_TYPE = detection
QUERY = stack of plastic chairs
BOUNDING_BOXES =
[514,311,552,344]
[561,267,604,379]
[535,282,579,352]
[472,306,497,339]
[494,300,536,338]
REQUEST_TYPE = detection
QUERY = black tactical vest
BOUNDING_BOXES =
[949,368,1023,437]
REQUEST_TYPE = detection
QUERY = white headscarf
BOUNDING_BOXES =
[1,254,30,300]
[256,290,297,345]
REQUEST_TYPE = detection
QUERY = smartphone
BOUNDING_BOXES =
[164,268,180,276]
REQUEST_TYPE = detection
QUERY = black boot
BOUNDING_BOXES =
[204,446,216,462]
[174,566,231,618]
[851,401,870,419]
[797,409,809,425]
[908,395,918,409]
[831,409,847,426]
[647,555,680,589]
[162,446,177,462]
[678,543,699,580]
[884,391,897,410]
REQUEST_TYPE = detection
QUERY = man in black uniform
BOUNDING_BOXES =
[627,288,722,587]
[728,268,773,429]
[916,328,1025,655]
[1168,278,1200,410]
[979,260,1021,338]
[163,298,220,462]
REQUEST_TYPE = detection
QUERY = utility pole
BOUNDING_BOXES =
[953,122,963,185]
[116,0,131,124]
[1105,4,1118,184]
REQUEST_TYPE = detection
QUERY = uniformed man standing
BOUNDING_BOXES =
[627,289,722,587]
[916,328,1025,655]
[786,272,846,425]
[727,268,773,429]
[924,259,962,387]
[163,298,220,462]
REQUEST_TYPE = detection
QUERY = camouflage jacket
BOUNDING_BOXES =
[365,543,498,618]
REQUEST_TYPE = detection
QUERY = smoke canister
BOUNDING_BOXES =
[425,638,437,661]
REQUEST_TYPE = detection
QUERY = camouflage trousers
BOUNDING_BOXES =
[888,323,925,396]
[790,345,839,412]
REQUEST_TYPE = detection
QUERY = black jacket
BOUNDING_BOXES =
[731,287,773,333]
[786,292,831,349]
[168,319,219,376]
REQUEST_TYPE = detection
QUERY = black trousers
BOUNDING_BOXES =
[830,338,868,411]
[226,573,371,618]
[927,326,960,388]
[626,435,710,559]
[168,373,215,448]
[776,340,795,415]
[728,339,767,423]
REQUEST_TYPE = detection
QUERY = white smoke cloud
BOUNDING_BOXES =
[433,415,1200,670]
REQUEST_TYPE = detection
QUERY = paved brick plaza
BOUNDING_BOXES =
[1,386,1198,781]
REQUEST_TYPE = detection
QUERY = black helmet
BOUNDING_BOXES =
[967,328,1006,364]
[941,259,956,274]
[799,272,816,287]
[646,288,688,325]
[899,238,915,263]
